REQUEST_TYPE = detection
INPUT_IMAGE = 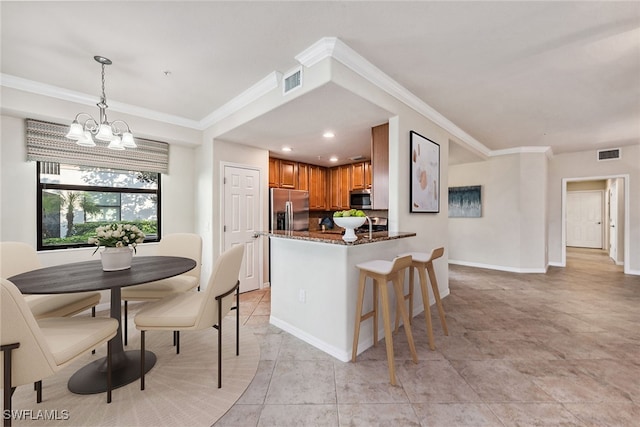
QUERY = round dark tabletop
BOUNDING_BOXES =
[8,256,197,294]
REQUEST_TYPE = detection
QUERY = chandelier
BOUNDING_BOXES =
[65,56,136,150]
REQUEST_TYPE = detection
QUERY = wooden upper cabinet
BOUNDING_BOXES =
[279,160,297,189]
[309,165,327,210]
[298,163,309,191]
[269,158,280,188]
[364,161,372,189]
[371,123,389,210]
[329,165,351,210]
[269,158,298,189]
[350,161,371,190]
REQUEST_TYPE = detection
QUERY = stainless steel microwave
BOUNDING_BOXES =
[349,189,372,209]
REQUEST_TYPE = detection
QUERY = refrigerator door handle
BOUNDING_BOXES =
[285,201,292,231]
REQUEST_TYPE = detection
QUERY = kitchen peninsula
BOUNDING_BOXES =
[269,230,416,362]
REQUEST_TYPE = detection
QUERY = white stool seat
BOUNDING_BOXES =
[355,260,394,275]
[398,251,432,263]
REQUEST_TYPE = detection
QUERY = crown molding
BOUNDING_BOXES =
[1,73,201,130]
[295,37,338,68]
[490,146,554,158]
[296,37,491,158]
[199,71,282,129]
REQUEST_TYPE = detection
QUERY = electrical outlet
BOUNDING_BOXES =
[298,289,306,303]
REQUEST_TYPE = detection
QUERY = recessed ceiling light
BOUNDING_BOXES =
[282,146,292,152]
[329,156,338,162]
[323,132,335,138]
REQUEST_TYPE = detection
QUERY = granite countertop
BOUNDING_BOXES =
[267,230,416,245]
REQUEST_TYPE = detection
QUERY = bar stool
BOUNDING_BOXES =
[398,247,449,351]
[352,255,417,385]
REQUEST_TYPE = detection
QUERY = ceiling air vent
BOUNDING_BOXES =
[282,67,302,95]
[597,148,621,161]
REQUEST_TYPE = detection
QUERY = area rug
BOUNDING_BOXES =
[8,321,260,427]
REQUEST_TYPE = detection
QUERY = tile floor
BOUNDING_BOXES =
[215,248,640,426]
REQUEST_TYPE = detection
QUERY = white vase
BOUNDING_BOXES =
[100,247,133,271]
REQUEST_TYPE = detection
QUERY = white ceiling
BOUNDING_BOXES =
[2,1,639,167]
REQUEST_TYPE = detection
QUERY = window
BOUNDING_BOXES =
[37,162,161,250]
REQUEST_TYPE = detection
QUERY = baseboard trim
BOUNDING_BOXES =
[269,289,452,362]
[448,259,547,274]
[269,316,351,362]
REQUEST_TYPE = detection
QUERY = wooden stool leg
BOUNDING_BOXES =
[377,278,397,386]
[351,271,367,362]
[393,272,418,363]
[373,278,378,346]
[418,265,436,351]
[427,262,449,336]
[409,269,414,320]
[394,267,414,334]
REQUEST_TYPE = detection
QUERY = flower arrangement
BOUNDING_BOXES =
[88,223,145,255]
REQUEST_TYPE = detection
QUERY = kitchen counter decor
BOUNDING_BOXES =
[333,216,366,242]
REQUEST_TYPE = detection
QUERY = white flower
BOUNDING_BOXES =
[91,222,146,255]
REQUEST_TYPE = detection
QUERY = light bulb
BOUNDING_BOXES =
[96,124,114,141]
[108,136,125,150]
[121,132,136,148]
[76,131,96,147]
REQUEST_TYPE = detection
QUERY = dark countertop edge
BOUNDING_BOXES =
[267,231,416,245]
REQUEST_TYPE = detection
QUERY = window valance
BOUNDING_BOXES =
[26,119,169,174]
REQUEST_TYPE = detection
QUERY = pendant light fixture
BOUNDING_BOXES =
[65,55,136,150]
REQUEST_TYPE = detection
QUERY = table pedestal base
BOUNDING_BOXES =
[68,350,156,394]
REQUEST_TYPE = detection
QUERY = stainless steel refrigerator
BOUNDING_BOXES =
[270,188,309,231]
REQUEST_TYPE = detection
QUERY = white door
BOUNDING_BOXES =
[223,165,261,293]
[609,182,618,261]
[566,191,603,248]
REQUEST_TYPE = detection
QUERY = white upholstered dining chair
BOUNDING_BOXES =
[134,244,244,390]
[121,233,202,345]
[1,278,118,426]
[0,242,101,320]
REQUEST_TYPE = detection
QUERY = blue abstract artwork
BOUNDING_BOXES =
[448,185,482,218]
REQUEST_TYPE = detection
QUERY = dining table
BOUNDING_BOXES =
[8,255,197,394]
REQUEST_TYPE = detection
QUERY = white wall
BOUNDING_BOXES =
[549,146,640,274]
[0,114,198,268]
[448,152,548,272]
[449,144,639,275]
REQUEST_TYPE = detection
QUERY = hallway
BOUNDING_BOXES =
[221,248,639,426]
